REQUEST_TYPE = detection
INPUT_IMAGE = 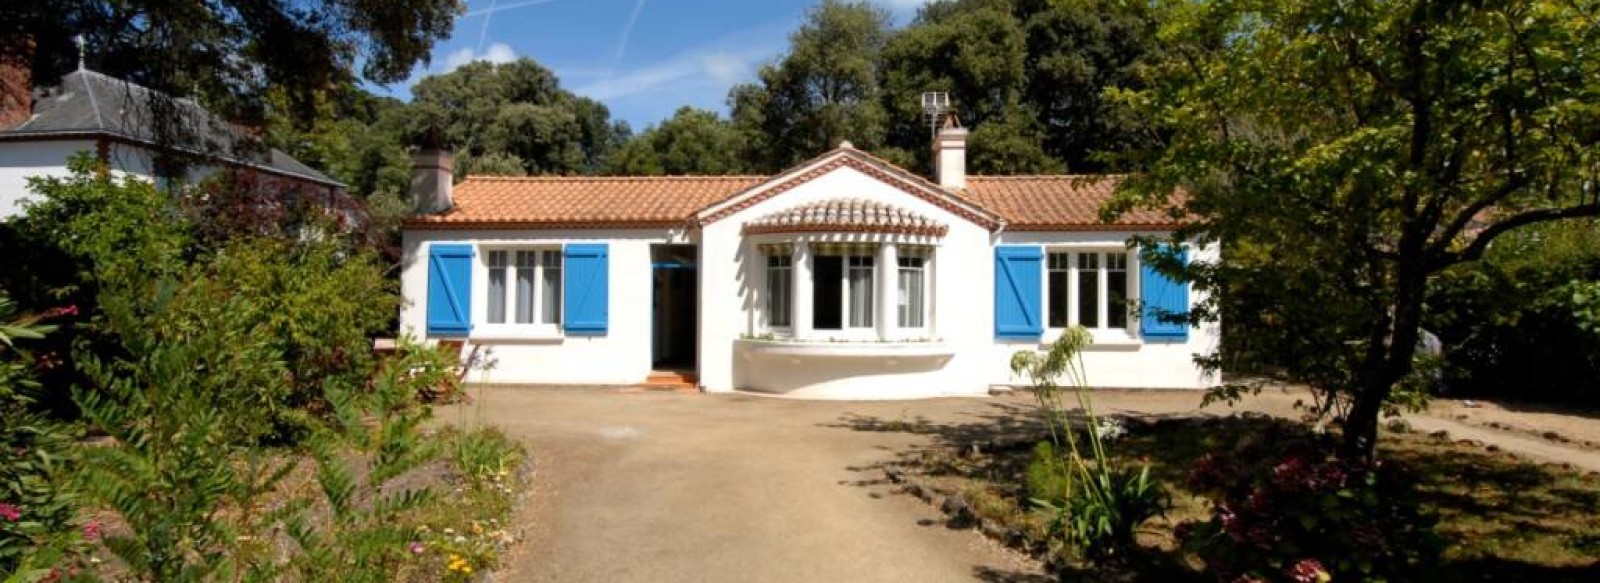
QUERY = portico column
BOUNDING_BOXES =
[878,243,898,340]
[793,241,813,341]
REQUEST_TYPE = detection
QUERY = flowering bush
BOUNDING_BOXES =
[1177,424,1441,582]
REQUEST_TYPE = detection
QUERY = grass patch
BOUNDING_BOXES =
[902,415,1600,581]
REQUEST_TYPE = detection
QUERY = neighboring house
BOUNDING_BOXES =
[0,54,342,219]
[400,121,1219,399]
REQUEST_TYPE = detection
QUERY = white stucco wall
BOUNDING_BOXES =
[398,159,1219,396]
[399,228,685,386]
[0,140,217,220]
[0,140,97,218]
[698,164,998,399]
[989,232,1221,390]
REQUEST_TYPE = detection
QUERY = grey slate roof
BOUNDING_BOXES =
[742,197,949,236]
[0,68,341,187]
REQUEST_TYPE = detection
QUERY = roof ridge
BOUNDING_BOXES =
[965,174,1123,180]
[464,174,769,182]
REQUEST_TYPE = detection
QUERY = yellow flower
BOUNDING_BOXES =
[472,521,484,535]
[464,566,474,574]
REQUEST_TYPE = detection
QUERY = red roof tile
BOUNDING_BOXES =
[404,175,766,229]
[962,176,1180,231]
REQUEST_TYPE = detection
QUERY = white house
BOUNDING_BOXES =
[0,54,342,219]
[399,121,1218,399]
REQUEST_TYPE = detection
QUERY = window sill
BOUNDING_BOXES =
[735,338,953,359]
[1042,329,1144,350]
[469,326,565,342]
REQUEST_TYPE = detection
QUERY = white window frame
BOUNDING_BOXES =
[766,254,793,331]
[896,255,929,332]
[477,246,563,338]
[1043,248,1137,340]
[810,249,879,339]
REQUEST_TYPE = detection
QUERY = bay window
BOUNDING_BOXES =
[1046,250,1131,331]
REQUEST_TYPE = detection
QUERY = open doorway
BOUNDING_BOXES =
[651,245,698,372]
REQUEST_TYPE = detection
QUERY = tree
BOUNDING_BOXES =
[881,0,1058,173]
[1019,0,1159,172]
[730,0,893,171]
[606,107,751,175]
[7,0,460,126]
[1110,0,1600,459]
[408,59,627,175]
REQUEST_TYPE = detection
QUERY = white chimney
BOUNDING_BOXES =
[933,115,967,189]
[412,149,454,215]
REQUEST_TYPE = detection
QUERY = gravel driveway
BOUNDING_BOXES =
[446,387,1051,583]
[442,385,1600,582]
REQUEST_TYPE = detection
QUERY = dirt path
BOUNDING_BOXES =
[444,388,1049,583]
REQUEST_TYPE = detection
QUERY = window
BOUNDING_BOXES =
[898,256,926,328]
[1047,253,1071,328]
[812,250,876,330]
[767,255,792,328]
[1045,251,1131,330]
[848,256,875,328]
[486,248,561,326]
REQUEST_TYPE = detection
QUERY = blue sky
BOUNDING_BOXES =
[370,0,932,131]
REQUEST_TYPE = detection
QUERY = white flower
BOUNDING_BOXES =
[1094,418,1127,441]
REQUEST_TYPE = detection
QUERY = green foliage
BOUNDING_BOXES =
[408,59,627,174]
[1011,327,1169,563]
[0,294,87,578]
[202,237,399,439]
[451,427,522,488]
[12,0,459,128]
[74,277,296,580]
[1111,0,1600,457]
[460,151,531,177]
[1179,424,1442,581]
[286,339,451,581]
[1427,220,1600,407]
[606,107,752,175]
[730,0,893,171]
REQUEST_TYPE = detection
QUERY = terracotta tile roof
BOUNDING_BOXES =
[962,176,1181,231]
[742,198,948,236]
[405,175,766,229]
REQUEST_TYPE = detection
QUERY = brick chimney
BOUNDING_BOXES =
[0,36,34,130]
[412,149,454,215]
[932,113,967,189]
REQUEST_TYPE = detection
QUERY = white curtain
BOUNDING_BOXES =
[848,259,874,328]
[515,251,536,324]
[487,251,507,324]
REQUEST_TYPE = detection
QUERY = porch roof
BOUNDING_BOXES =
[741,197,948,237]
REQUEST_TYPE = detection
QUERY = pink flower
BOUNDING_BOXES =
[1289,558,1331,583]
[408,541,425,554]
[83,519,102,541]
[0,503,20,521]
[42,305,79,319]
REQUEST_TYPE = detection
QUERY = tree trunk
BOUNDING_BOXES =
[1341,252,1429,461]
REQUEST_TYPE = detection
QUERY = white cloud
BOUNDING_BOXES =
[442,42,519,71]
[574,43,773,101]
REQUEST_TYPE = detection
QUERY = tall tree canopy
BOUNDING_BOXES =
[7,0,462,124]
[407,59,628,176]
[1110,0,1600,459]
[730,0,893,172]
[605,107,751,175]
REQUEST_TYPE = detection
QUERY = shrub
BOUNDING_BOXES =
[1012,327,1169,564]
[1177,425,1441,582]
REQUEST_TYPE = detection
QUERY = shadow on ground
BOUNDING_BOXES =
[826,404,1600,583]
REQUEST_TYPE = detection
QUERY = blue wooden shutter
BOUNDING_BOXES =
[564,244,609,335]
[994,246,1044,338]
[426,244,473,337]
[1140,245,1190,341]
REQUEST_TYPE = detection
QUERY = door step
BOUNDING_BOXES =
[637,371,699,392]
